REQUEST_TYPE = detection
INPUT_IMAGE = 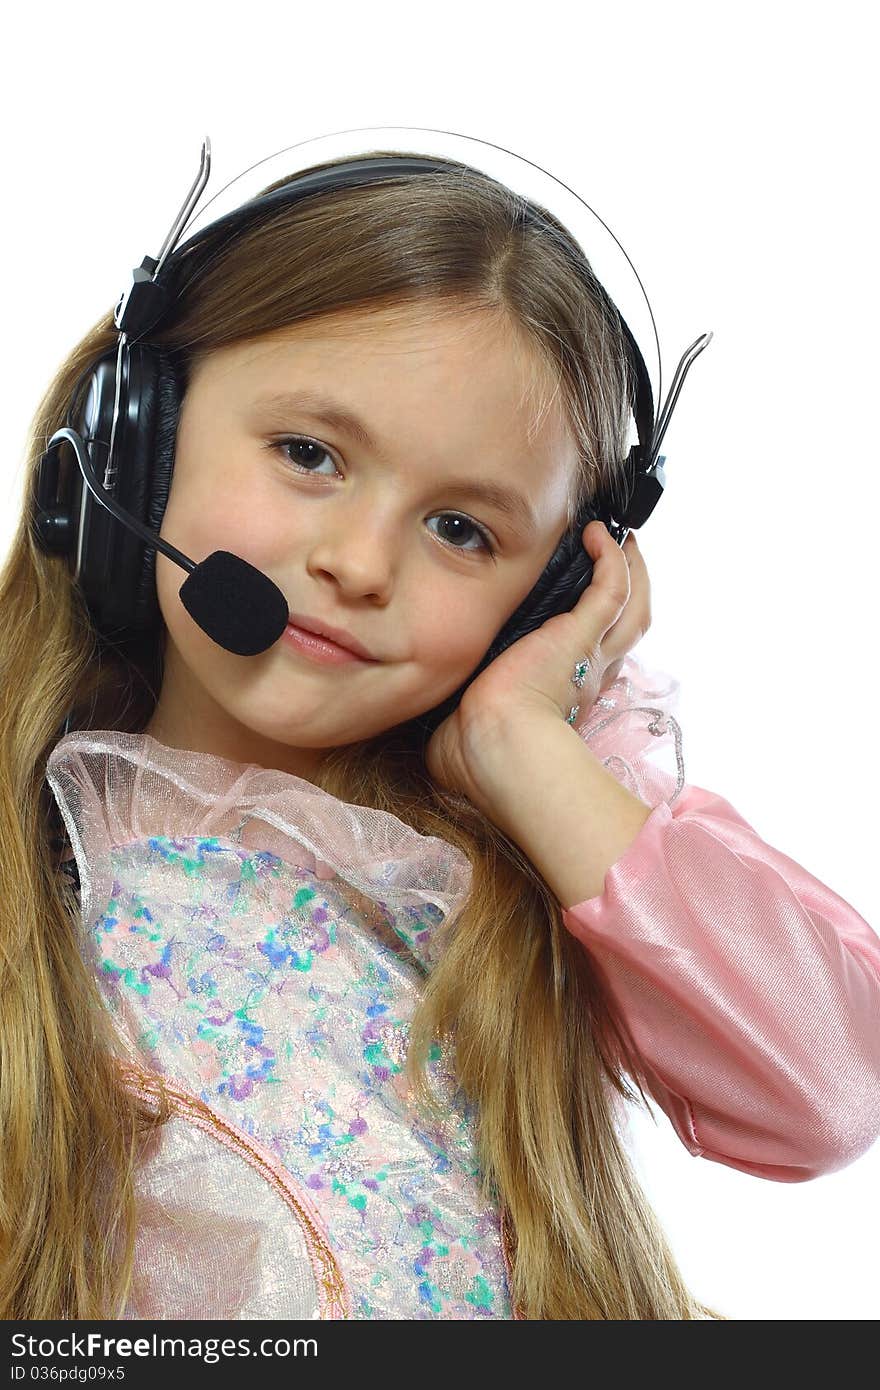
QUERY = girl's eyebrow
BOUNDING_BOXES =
[250,389,539,538]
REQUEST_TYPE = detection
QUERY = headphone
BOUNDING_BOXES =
[32,136,712,741]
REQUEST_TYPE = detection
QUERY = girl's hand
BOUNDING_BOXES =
[425,521,651,800]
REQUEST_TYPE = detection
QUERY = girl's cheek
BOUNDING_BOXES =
[413,606,497,674]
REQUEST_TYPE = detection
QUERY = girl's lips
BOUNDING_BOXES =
[282,622,372,666]
[287,612,376,661]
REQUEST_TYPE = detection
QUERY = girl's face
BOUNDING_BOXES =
[145,300,578,778]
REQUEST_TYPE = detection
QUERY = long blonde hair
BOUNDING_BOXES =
[0,151,725,1318]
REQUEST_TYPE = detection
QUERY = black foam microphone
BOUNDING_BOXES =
[39,428,290,656]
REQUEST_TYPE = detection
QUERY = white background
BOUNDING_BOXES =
[2,1,877,1319]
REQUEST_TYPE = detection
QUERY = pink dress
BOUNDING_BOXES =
[46,652,880,1320]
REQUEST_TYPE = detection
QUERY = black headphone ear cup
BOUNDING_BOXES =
[72,344,164,638]
[128,350,185,633]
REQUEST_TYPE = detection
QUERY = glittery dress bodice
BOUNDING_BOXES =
[46,732,516,1320]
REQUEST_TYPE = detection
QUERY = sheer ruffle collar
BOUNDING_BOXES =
[45,730,474,971]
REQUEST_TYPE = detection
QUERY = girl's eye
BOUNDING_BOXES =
[269,436,496,557]
[274,436,340,477]
[424,513,495,556]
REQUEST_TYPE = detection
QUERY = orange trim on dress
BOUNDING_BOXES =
[117,1060,352,1319]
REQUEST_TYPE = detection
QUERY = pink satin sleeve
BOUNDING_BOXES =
[561,779,880,1182]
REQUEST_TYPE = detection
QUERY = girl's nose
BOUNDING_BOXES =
[305,518,396,601]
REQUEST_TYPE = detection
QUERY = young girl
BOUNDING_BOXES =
[2,145,878,1323]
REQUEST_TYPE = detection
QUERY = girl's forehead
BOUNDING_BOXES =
[205,304,565,427]
[252,299,540,360]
